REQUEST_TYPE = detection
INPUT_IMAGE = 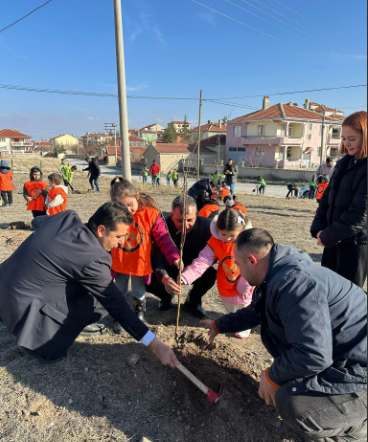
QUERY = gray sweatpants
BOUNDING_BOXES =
[115,273,146,301]
[276,383,367,440]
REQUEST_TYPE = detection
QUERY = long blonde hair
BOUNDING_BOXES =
[110,177,158,209]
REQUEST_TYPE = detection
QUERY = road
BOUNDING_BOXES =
[69,158,292,198]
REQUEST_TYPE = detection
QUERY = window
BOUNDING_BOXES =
[275,146,284,160]
[331,127,340,138]
[234,126,242,137]
[287,147,292,160]
[256,147,265,159]
[319,125,323,137]
[307,134,312,141]
[238,147,246,152]
[229,147,237,152]
[0,138,5,142]
[317,146,322,157]
[257,125,265,136]
[309,124,313,131]
[288,124,293,137]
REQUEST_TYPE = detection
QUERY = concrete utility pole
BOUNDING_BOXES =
[113,0,131,180]
[320,108,326,165]
[197,89,203,181]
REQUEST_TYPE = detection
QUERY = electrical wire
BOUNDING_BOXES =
[223,0,322,46]
[189,0,324,59]
[211,84,368,100]
[0,0,54,34]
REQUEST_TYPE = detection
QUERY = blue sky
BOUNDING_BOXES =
[0,0,367,140]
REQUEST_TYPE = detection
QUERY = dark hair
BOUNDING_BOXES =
[110,177,158,209]
[152,159,156,164]
[71,165,78,171]
[48,173,62,185]
[209,180,217,188]
[207,198,220,207]
[217,209,249,232]
[172,195,197,213]
[89,202,133,234]
[223,195,234,205]
[236,228,275,253]
[257,176,262,181]
[326,157,332,164]
[30,167,42,181]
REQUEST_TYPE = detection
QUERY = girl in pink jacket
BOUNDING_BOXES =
[181,210,254,339]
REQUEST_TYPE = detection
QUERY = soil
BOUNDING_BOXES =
[0,172,323,442]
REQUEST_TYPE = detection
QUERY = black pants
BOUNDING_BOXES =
[1,191,12,205]
[286,189,298,198]
[309,186,316,199]
[276,383,367,440]
[321,242,367,288]
[147,266,217,307]
[32,210,47,218]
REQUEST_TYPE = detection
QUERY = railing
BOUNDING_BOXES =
[243,135,303,140]
[11,142,33,146]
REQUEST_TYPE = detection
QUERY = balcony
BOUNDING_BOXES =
[327,135,341,144]
[11,141,33,147]
[243,135,303,144]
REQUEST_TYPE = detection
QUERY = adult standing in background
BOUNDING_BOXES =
[315,157,335,181]
[83,157,101,193]
[311,111,367,288]
[150,160,160,188]
[223,159,238,195]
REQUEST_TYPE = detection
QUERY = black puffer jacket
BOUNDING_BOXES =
[311,154,367,247]
[188,179,215,211]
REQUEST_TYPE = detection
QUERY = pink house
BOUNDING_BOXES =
[226,97,343,169]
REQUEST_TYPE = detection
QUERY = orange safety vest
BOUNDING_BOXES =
[47,188,68,216]
[24,181,48,211]
[221,188,231,200]
[111,206,160,277]
[199,204,220,219]
[316,183,329,201]
[208,236,240,298]
[232,202,247,216]
[0,171,15,191]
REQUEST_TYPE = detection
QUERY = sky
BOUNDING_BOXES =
[0,0,367,140]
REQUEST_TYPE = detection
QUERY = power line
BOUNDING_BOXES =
[0,0,54,34]
[270,0,346,42]
[223,0,322,47]
[190,0,324,59]
[211,84,368,100]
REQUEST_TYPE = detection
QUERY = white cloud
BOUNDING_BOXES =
[200,12,216,28]
[126,84,148,92]
[130,26,143,42]
[153,25,165,44]
[329,52,367,61]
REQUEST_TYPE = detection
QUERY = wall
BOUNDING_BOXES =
[0,138,12,153]
[160,154,190,173]
[201,164,316,182]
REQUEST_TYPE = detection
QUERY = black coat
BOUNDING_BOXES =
[84,159,101,179]
[311,154,367,247]
[0,211,148,359]
[188,179,215,211]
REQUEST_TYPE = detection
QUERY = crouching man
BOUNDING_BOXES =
[0,202,178,369]
[203,228,367,442]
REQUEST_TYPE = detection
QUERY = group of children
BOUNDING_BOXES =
[0,160,77,217]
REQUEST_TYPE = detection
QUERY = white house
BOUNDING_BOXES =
[0,129,33,154]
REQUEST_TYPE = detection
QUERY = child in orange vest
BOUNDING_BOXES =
[45,173,68,216]
[181,209,254,339]
[316,175,329,203]
[224,195,247,216]
[23,167,49,217]
[198,198,220,221]
[110,177,181,330]
[221,183,231,200]
[0,160,15,208]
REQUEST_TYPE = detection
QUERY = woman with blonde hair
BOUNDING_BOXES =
[311,111,367,288]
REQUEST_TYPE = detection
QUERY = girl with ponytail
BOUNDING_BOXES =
[110,177,181,330]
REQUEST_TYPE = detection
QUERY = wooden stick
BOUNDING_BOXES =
[176,363,209,395]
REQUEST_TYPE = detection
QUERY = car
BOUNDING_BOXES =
[298,185,314,199]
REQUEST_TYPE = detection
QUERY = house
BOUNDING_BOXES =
[226,96,343,169]
[0,129,33,154]
[50,134,80,151]
[190,120,227,142]
[81,133,113,147]
[143,142,214,173]
[129,136,146,147]
[33,141,52,155]
[167,121,191,133]
[307,101,344,118]
[187,134,226,167]
[140,123,165,132]
[105,144,147,166]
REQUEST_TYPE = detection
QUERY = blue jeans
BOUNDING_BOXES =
[89,176,100,192]
[143,176,148,184]
[152,175,158,188]
[230,184,236,195]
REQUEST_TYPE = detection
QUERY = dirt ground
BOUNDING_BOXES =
[0,172,324,442]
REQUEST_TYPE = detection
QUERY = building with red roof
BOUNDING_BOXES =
[0,129,33,154]
[190,120,227,141]
[226,96,343,168]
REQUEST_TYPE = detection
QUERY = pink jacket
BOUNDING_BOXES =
[181,221,253,305]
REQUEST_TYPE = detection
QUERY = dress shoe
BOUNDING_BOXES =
[113,321,126,335]
[80,323,108,337]
[183,302,207,319]
[134,298,148,325]
[18,346,68,365]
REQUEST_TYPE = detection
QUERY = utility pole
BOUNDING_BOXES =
[197,89,203,181]
[320,109,326,165]
[113,0,131,180]
[105,123,118,176]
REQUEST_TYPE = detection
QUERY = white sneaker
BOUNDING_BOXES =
[235,330,251,339]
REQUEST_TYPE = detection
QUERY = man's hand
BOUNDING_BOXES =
[317,230,326,248]
[174,259,184,272]
[201,320,218,344]
[27,197,33,202]
[162,275,181,296]
[148,337,180,369]
[259,369,279,406]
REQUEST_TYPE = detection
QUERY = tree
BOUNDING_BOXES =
[179,115,191,143]
[162,124,178,143]
[54,144,66,155]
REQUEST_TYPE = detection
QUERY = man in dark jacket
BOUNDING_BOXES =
[203,228,367,442]
[311,154,367,288]
[83,157,101,192]
[188,178,217,211]
[147,196,216,319]
[0,203,178,368]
